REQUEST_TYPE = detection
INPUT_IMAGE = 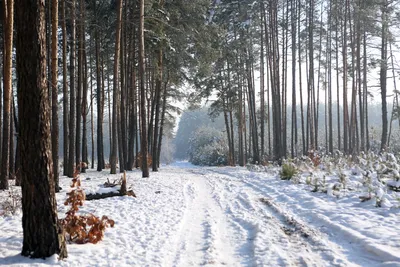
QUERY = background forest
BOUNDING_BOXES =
[0,0,399,188]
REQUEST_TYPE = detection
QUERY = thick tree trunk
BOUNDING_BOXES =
[15,0,67,258]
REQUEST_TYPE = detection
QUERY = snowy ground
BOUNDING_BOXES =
[0,162,399,266]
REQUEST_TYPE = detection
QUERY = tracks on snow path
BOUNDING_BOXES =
[167,167,371,267]
[168,172,240,266]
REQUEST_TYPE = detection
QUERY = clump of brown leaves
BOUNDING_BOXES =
[135,152,152,170]
[60,168,115,244]
[308,150,321,167]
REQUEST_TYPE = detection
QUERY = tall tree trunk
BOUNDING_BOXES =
[90,40,95,169]
[119,7,127,172]
[343,0,349,153]
[139,0,149,177]
[152,47,163,171]
[260,7,266,159]
[127,25,137,170]
[61,0,69,176]
[13,97,21,186]
[75,0,83,172]
[328,0,333,153]
[157,78,168,168]
[290,0,297,157]
[15,0,67,258]
[110,0,123,174]
[51,0,60,191]
[95,1,104,171]
[81,0,88,172]
[0,0,14,190]
[363,30,369,150]
[335,1,341,151]
[380,0,388,151]
[67,0,76,177]
[297,0,306,155]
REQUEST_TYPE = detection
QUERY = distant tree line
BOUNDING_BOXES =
[191,0,400,164]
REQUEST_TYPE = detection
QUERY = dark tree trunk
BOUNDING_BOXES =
[152,48,163,172]
[157,78,168,168]
[119,13,127,172]
[15,0,67,258]
[127,25,137,170]
[110,0,123,174]
[260,7,265,159]
[380,0,388,151]
[13,98,21,186]
[139,0,149,177]
[75,0,83,172]
[67,0,76,177]
[0,0,14,190]
[95,12,105,171]
[290,0,297,157]
[81,0,88,173]
[51,0,60,191]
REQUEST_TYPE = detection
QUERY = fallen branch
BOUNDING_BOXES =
[86,172,136,200]
[86,190,136,200]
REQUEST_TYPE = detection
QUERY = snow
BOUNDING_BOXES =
[1,162,399,266]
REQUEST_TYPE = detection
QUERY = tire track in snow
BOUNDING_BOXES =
[167,174,240,266]
[235,173,399,266]
[199,168,361,267]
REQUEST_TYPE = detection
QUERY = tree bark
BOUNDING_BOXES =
[67,0,76,177]
[110,0,123,174]
[81,0,88,173]
[15,0,67,258]
[95,3,104,171]
[380,0,388,151]
[0,0,14,190]
[139,0,149,177]
[61,0,69,176]
[51,0,60,191]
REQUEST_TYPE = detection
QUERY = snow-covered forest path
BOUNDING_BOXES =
[167,167,348,267]
[1,162,399,266]
[168,170,239,266]
[163,163,400,267]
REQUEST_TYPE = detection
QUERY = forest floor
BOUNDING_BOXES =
[0,161,400,266]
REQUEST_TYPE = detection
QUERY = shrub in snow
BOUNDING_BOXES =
[188,126,228,166]
[375,187,393,208]
[0,187,21,216]
[280,163,298,180]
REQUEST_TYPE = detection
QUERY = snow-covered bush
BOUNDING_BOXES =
[188,126,228,166]
[0,187,21,216]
